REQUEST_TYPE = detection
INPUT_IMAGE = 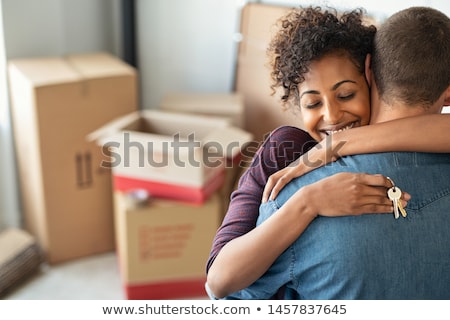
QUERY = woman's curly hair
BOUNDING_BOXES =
[268,6,377,110]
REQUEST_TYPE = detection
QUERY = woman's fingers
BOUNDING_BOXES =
[262,167,294,202]
[313,173,411,216]
[262,172,280,203]
[343,173,411,200]
[269,171,297,201]
[263,167,301,202]
[358,173,411,200]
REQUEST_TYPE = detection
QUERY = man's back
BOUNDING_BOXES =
[227,152,450,299]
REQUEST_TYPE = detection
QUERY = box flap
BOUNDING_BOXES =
[8,53,135,86]
[8,57,81,86]
[87,110,233,147]
[65,52,136,79]
[203,126,254,159]
[160,93,243,115]
[87,111,142,143]
[142,109,231,126]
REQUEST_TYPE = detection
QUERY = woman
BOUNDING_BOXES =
[206,6,448,299]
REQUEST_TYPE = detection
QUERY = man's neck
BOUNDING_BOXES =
[370,102,430,124]
[369,89,443,124]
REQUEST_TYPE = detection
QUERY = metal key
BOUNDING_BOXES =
[387,186,401,219]
[387,186,408,219]
[397,189,407,218]
[386,177,407,219]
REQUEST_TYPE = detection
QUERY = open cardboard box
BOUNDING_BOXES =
[88,110,253,204]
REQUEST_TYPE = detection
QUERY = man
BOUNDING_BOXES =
[225,6,450,299]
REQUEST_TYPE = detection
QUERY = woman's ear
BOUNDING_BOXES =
[364,54,372,85]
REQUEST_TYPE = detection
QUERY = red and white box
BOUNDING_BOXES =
[89,110,252,204]
[113,190,222,299]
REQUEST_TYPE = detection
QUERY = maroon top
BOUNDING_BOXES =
[206,126,316,272]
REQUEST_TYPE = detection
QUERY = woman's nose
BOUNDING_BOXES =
[322,102,343,124]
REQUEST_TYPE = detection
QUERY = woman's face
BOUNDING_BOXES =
[298,53,371,141]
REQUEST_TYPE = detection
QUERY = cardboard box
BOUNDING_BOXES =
[114,190,222,299]
[89,110,253,204]
[235,3,304,142]
[160,92,245,128]
[0,229,43,296]
[8,52,138,264]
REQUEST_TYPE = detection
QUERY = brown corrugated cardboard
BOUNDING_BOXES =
[88,110,253,204]
[8,52,138,264]
[0,228,43,296]
[114,190,221,299]
[235,3,304,142]
[160,92,245,128]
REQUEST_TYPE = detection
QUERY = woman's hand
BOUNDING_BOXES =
[262,164,302,203]
[262,136,340,203]
[288,172,411,218]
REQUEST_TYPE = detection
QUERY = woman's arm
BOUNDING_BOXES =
[206,127,312,274]
[334,113,450,154]
[207,172,399,298]
[263,114,450,202]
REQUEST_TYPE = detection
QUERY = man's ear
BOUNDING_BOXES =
[364,54,372,85]
[443,85,450,106]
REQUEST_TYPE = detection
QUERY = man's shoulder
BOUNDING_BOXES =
[346,151,450,168]
[285,151,450,194]
[311,151,450,171]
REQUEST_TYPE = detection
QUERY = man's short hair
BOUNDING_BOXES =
[372,7,450,108]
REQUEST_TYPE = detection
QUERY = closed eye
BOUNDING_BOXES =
[304,101,321,109]
[339,93,355,101]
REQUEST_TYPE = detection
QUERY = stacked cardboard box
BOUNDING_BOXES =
[8,52,138,264]
[113,190,222,299]
[88,97,252,299]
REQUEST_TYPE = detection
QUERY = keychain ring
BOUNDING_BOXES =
[386,176,395,188]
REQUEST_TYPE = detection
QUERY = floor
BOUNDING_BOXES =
[3,252,208,300]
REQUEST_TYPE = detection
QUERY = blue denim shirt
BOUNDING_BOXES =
[225,152,450,299]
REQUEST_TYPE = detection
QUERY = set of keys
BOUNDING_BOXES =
[387,177,407,219]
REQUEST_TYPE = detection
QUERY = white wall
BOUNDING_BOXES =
[136,0,242,109]
[2,0,121,59]
[0,1,19,230]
